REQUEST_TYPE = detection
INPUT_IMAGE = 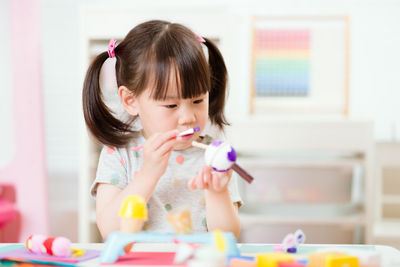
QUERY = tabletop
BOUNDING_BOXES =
[1,242,400,266]
[79,242,400,266]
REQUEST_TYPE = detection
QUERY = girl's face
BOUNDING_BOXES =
[134,87,209,150]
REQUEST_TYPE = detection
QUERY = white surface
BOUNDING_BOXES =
[70,243,400,267]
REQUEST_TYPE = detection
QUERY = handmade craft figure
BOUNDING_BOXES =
[192,140,254,183]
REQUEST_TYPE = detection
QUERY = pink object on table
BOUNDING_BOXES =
[26,235,72,257]
[0,246,100,263]
[114,251,185,266]
[274,244,285,252]
[26,234,46,254]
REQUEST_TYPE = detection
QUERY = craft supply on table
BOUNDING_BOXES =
[0,244,100,266]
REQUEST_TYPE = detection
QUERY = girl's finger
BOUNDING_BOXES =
[197,169,205,189]
[211,172,221,190]
[203,166,212,186]
[152,129,179,150]
[143,132,161,151]
[158,138,179,156]
[221,170,232,188]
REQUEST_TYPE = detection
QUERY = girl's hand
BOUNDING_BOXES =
[188,166,232,193]
[141,129,180,180]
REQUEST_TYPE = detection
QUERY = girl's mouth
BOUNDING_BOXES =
[179,133,194,141]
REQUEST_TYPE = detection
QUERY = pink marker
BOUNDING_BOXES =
[131,126,200,151]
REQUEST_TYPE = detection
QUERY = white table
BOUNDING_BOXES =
[1,243,400,266]
[75,243,400,267]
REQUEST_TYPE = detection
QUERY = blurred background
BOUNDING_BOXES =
[1,0,400,248]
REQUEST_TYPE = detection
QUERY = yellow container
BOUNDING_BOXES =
[119,195,148,220]
[325,254,359,267]
[256,252,295,267]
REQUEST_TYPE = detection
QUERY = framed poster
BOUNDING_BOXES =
[250,16,350,114]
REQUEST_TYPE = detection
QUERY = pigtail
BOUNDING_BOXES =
[82,52,133,147]
[203,38,230,129]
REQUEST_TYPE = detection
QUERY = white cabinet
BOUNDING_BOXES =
[226,118,375,244]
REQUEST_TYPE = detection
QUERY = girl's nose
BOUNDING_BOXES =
[178,106,196,125]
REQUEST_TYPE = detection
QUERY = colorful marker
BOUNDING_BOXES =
[131,126,200,151]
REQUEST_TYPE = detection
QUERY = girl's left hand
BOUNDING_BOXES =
[188,166,232,193]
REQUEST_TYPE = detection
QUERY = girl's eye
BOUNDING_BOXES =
[165,104,177,109]
[193,99,204,104]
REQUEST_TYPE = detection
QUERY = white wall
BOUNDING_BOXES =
[41,0,81,240]
[41,0,81,173]
[225,0,400,142]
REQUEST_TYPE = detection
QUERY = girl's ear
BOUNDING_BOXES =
[118,86,139,116]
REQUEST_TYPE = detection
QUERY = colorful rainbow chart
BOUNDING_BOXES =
[254,28,311,97]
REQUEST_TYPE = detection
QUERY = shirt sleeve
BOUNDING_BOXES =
[90,145,129,197]
[228,171,243,208]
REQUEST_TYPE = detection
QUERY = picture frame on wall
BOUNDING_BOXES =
[250,16,350,115]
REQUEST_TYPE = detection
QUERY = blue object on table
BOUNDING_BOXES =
[100,231,240,263]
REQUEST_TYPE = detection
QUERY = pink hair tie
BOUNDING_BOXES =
[191,30,205,43]
[107,38,117,58]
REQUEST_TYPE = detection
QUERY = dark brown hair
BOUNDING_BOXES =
[82,20,228,147]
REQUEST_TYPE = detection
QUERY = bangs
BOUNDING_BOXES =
[143,30,210,100]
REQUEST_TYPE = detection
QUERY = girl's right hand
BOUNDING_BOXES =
[140,129,180,180]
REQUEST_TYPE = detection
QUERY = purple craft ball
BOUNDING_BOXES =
[205,141,236,172]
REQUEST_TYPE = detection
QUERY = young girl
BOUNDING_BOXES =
[82,20,242,240]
